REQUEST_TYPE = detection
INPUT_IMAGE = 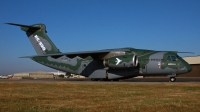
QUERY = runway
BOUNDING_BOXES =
[0,77,200,84]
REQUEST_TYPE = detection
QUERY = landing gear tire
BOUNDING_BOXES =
[169,77,176,82]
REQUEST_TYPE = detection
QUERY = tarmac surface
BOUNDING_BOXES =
[0,77,200,84]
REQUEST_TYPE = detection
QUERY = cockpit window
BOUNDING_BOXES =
[171,56,177,61]
[167,56,171,61]
[176,55,182,59]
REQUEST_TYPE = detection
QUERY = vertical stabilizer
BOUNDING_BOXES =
[6,23,61,55]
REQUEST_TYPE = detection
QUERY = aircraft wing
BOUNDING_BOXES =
[20,48,131,60]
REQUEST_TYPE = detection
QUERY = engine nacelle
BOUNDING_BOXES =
[103,54,138,68]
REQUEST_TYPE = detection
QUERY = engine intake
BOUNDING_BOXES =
[103,54,138,68]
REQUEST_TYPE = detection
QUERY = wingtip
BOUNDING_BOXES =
[5,22,17,25]
[5,22,12,25]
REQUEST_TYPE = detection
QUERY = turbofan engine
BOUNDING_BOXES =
[103,54,138,68]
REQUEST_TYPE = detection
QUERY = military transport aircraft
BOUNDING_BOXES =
[6,23,192,82]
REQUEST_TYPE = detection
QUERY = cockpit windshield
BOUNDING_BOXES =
[167,56,171,61]
[176,55,182,59]
[167,55,179,61]
[171,56,177,61]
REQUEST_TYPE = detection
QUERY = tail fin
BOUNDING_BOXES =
[6,23,61,55]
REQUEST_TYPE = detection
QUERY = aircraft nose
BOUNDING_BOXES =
[186,64,192,72]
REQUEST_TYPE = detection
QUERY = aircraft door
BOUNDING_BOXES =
[142,64,147,73]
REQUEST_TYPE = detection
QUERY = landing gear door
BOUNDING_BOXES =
[142,64,147,73]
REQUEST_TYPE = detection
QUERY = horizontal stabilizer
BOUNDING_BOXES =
[5,23,40,30]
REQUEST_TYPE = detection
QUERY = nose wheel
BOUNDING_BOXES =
[169,77,176,82]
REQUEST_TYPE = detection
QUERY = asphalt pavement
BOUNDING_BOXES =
[0,77,200,84]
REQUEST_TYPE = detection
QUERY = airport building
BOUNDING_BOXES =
[12,71,86,79]
[70,74,86,78]
[13,71,54,79]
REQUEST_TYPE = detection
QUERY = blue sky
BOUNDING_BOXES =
[0,0,199,75]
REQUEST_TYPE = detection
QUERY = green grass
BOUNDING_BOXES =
[0,82,200,112]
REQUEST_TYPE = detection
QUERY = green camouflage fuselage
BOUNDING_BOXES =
[31,48,191,79]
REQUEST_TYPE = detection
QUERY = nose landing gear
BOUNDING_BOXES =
[169,77,176,82]
[168,74,177,82]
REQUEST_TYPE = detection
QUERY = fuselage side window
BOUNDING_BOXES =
[171,56,177,61]
[167,56,171,61]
